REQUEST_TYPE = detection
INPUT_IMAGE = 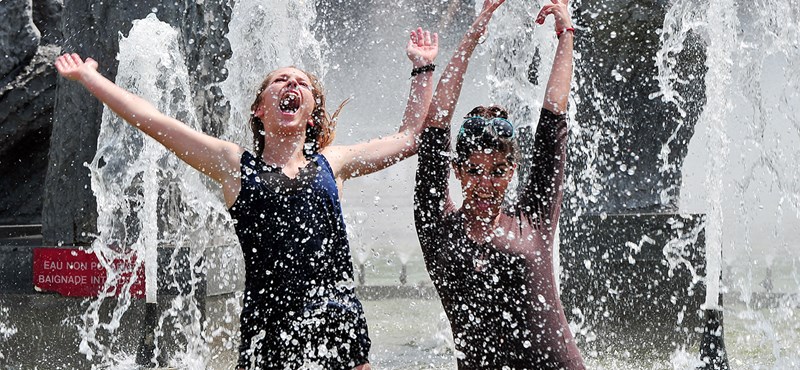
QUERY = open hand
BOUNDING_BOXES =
[406,27,439,67]
[470,0,507,38]
[54,53,98,81]
[536,0,573,34]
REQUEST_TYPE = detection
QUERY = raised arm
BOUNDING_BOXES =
[413,125,455,244]
[426,0,506,130]
[517,0,574,232]
[415,0,505,246]
[539,0,574,114]
[54,54,242,187]
[324,28,438,180]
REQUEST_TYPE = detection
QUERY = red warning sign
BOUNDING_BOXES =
[32,248,145,298]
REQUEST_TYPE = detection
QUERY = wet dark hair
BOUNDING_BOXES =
[455,105,518,165]
[249,67,348,158]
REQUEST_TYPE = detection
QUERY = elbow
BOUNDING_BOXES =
[407,139,420,156]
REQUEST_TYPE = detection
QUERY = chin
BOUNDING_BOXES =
[465,202,501,221]
[268,113,307,130]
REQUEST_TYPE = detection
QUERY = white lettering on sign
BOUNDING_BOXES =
[36,274,88,285]
[66,261,91,270]
[43,261,63,270]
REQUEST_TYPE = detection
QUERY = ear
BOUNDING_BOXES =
[506,162,518,178]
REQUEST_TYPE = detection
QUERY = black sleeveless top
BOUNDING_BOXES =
[229,151,370,370]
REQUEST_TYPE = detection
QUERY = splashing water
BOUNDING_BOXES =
[58,0,800,368]
[485,0,573,294]
[486,0,800,367]
[0,306,17,360]
[85,13,233,367]
[81,0,327,367]
[677,0,800,366]
[486,1,558,126]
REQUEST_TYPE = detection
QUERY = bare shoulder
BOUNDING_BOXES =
[219,143,247,208]
[319,145,349,178]
[222,141,246,165]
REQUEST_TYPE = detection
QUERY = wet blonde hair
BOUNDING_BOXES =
[249,67,348,158]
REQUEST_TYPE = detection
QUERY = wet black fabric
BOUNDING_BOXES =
[414,109,585,370]
[229,151,370,370]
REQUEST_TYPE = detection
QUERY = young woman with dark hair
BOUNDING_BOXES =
[414,0,585,368]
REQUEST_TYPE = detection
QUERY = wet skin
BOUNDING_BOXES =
[254,67,316,139]
[454,150,516,226]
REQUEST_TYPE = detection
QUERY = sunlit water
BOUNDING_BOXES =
[52,0,800,369]
[677,0,800,367]
[86,14,232,368]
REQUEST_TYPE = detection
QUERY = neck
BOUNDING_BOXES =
[462,209,498,244]
[261,132,308,175]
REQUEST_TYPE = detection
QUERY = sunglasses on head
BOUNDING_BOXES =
[458,116,515,139]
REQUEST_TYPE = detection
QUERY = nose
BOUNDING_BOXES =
[475,175,494,190]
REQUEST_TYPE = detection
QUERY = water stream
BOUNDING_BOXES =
[86,14,230,367]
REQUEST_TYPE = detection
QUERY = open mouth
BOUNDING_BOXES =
[279,91,301,114]
[472,193,500,211]
[475,192,495,200]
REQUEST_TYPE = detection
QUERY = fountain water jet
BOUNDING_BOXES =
[85,14,231,367]
[679,0,800,367]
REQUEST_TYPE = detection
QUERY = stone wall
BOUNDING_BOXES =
[0,0,62,225]
[0,0,231,242]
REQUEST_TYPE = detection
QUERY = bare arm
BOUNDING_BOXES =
[427,0,506,130]
[324,28,438,180]
[538,0,574,114]
[54,54,242,187]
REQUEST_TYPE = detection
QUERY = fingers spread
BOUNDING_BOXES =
[432,33,439,48]
[423,30,431,46]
